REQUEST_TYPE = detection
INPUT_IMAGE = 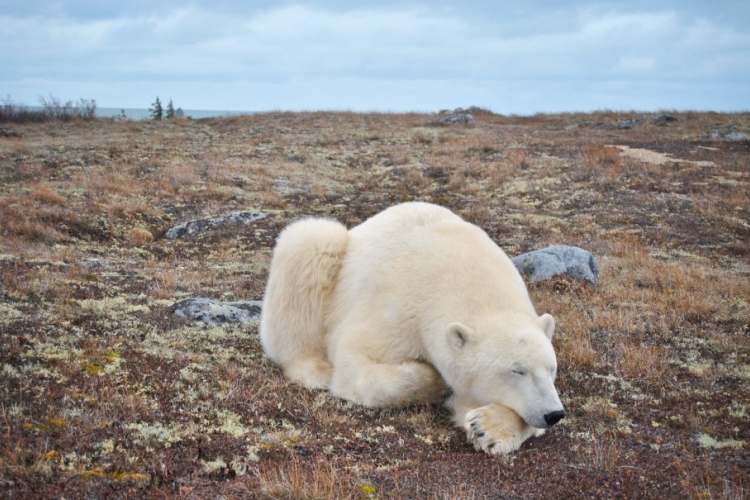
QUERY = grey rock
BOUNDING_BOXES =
[724,132,749,141]
[618,118,643,129]
[0,127,21,138]
[83,258,105,269]
[165,211,267,239]
[511,246,599,286]
[171,298,262,325]
[653,114,677,124]
[708,129,749,141]
[433,113,476,126]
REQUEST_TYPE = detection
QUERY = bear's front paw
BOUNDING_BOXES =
[464,405,535,455]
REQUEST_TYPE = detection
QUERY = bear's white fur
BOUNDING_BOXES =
[260,202,564,454]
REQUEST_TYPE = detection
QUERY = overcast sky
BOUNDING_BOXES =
[1,1,748,113]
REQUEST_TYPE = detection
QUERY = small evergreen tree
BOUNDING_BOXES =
[150,97,163,121]
[166,99,175,120]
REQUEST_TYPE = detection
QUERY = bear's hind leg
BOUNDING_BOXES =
[282,357,333,390]
[330,356,448,408]
[260,217,347,391]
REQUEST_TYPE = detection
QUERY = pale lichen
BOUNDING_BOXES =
[697,433,745,449]
[231,445,261,475]
[76,296,150,314]
[97,438,116,455]
[125,421,188,449]
[3,363,20,377]
[216,409,250,438]
[728,402,748,418]
[0,303,23,323]
[201,456,227,474]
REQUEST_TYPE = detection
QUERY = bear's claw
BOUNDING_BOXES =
[464,405,537,455]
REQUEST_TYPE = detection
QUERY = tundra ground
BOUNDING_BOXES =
[1,111,749,499]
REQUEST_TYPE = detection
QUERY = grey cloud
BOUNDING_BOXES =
[1,1,748,112]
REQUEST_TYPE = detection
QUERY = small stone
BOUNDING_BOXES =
[83,258,105,269]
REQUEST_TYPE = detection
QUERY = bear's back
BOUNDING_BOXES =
[350,202,461,239]
[331,202,533,328]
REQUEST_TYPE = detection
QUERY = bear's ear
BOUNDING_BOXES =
[446,322,474,349]
[538,313,556,341]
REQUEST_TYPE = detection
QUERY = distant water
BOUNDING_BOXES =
[97,107,253,120]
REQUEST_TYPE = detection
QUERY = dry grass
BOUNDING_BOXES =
[1,111,749,499]
[257,458,360,499]
[579,433,622,473]
[127,227,154,246]
[617,341,671,383]
[30,183,66,205]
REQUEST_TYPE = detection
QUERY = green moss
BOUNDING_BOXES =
[81,362,105,375]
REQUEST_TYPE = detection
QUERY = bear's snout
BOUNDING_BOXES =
[544,410,565,426]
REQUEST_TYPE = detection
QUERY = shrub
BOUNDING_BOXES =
[0,95,97,123]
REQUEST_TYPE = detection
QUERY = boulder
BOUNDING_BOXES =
[708,130,749,141]
[0,127,21,138]
[171,298,262,325]
[433,113,476,126]
[653,114,677,124]
[511,246,599,286]
[165,211,267,239]
[723,132,749,141]
[618,118,642,130]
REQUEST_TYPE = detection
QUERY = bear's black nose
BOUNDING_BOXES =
[544,411,565,426]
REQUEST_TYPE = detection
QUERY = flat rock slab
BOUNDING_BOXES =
[511,246,599,286]
[707,130,749,141]
[165,211,267,240]
[171,298,262,325]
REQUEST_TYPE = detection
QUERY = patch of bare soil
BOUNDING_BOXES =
[1,111,749,499]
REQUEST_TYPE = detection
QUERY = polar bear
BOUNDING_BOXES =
[260,202,564,454]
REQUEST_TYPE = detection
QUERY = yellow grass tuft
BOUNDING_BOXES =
[127,227,154,246]
[31,183,66,205]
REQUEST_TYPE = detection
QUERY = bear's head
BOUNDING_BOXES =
[445,313,564,429]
